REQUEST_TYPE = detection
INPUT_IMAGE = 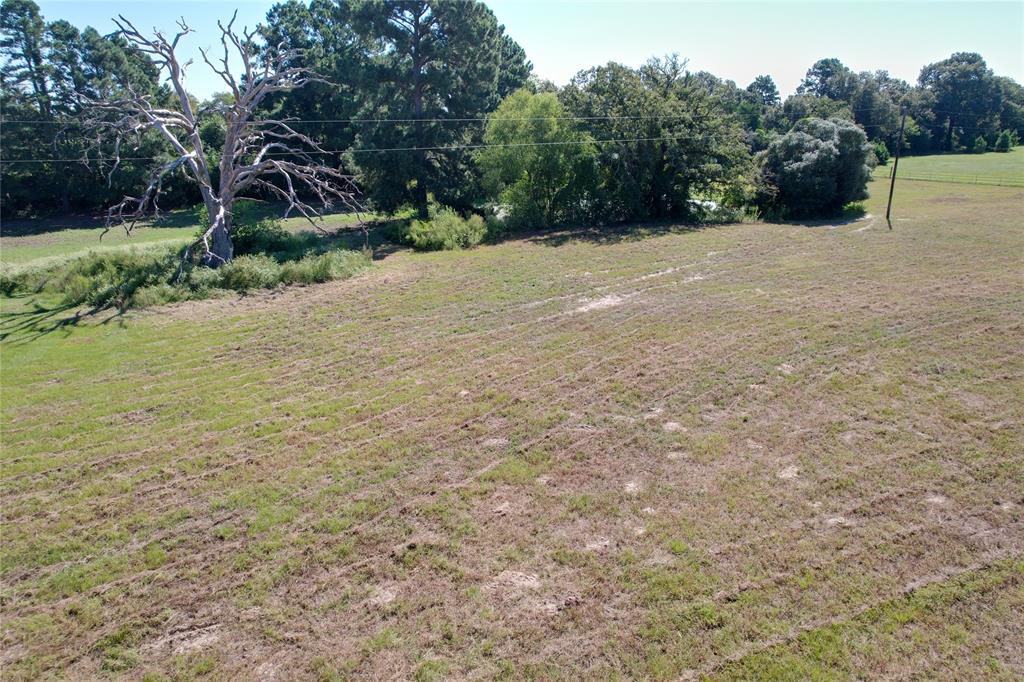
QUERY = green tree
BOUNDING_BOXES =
[257,0,367,169]
[848,70,906,149]
[1,0,165,216]
[747,74,780,106]
[993,130,1015,152]
[560,57,752,223]
[344,0,530,217]
[758,117,872,218]
[0,0,50,115]
[919,52,1000,151]
[995,76,1024,141]
[766,94,851,133]
[797,58,856,100]
[476,89,596,228]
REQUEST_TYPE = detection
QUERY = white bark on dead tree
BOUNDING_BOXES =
[84,11,363,266]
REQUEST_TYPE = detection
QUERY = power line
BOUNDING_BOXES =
[0,106,1001,126]
[0,114,748,125]
[0,135,706,164]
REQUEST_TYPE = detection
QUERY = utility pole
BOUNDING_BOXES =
[885,111,907,229]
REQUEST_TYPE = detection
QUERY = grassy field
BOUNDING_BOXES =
[1,177,1022,680]
[874,147,1024,186]
[0,208,373,271]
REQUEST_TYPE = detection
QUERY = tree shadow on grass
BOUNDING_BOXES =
[321,218,412,261]
[763,203,870,229]
[0,209,199,238]
[0,296,124,346]
[518,219,707,248]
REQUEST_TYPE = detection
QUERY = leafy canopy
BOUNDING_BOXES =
[476,89,596,229]
[759,117,873,218]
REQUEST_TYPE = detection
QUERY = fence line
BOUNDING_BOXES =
[872,168,1024,188]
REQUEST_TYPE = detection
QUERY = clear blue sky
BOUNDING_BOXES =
[38,0,1024,99]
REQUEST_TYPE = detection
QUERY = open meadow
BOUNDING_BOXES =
[1,172,1022,679]
[0,209,374,273]
[872,148,1024,186]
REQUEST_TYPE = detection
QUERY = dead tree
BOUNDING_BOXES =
[85,12,363,266]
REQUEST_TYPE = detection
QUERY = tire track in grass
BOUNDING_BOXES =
[4,262,1011,598]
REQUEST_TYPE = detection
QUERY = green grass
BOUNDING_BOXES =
[0,205,374,271]
[874,145,1024,185]
[0,223,196,269]
[1,177,1022,679]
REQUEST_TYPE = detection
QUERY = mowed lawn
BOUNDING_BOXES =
[1,179,1022,680]
[873,146,1024,186]
[0,209,373,271]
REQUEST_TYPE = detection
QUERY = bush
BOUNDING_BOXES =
[216,254,282,292]
[194,198,263,231]
[972,135,988,154]
[1,241,370,310]
[873,141,891,165]
[43,248,180,308]
[3,199,373,310]
[757,117,873,218]
[405,208,486,251]
[232,219,292,256]
[993,130,1018,152]
[279,250,370,285]
[184,264,223,293]
[130,284,190,308]
[194,200,294,256]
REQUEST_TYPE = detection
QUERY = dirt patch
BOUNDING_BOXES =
[366,585,397,608]
[776,465,799,480]
[485,570,541,595]
[575,293,627,313]
[144,623,223,656]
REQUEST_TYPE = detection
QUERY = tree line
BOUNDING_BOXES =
[2,0,1022,223]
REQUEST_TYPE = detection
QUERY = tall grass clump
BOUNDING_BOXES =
[405,207,486,251]
[1,222,371,311]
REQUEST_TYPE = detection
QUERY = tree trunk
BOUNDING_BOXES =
[945,117,955,151]
[205,220,233,266]
[202,202,233,266]
[59,162,72,214]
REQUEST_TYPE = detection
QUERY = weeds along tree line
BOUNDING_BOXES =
[2,0,1023,234]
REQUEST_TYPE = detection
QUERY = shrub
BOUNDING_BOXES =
[216,254,281,292]
[49,248,180,308]
[405,208,487,251]
[1,243,370,311]
[873,141,890,165]
[194,198,263,231]
[279,250,371,285]
[993,130,1018,152]
[130,284,190,308]
[972,135,988,154]
[184,264,223,293]
[194,200,293,256]
[233,219,292,256]
[757,117,873,218]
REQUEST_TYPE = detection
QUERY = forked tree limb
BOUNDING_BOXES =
[83,10,365,268]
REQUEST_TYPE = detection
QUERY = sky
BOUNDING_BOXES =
[37,0,1024,100]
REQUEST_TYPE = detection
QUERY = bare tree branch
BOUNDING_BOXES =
[82,11,364,268]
